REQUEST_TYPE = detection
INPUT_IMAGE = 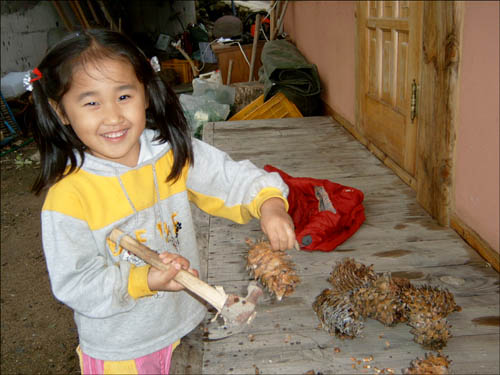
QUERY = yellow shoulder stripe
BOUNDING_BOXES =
[187,187,287,224]
[42,152,190,230]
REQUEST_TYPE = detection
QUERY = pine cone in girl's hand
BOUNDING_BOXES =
[246,239,300,301]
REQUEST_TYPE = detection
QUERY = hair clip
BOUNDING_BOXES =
[150,56,161,72]
[23,67,43,92]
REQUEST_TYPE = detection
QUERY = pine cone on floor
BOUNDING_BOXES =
[313,288,364,338]
[246,239,300,301]
[408,315,452,350]
[328,258,377,292]
[401,284,461,349]
[403,352,451,374]
[314,258,461,350]
[351,273,407,326]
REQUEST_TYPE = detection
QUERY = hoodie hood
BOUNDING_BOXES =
[75,129,172,177]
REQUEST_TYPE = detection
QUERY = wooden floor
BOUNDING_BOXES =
[171,116,499,374]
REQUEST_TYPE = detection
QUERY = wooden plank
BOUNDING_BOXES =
[193,117,499,375]
[51,1,73,32]
[203,332,500,374]
[72,0,90,29]
[416,1,465,225]
[86,0,101,25]
[451,213,500,272]
[68,1,87,29]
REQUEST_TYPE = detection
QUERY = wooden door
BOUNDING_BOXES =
[358,1,423,176]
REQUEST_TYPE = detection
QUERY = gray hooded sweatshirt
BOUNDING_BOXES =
[41,129,288,360]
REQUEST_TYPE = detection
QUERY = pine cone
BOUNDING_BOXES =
[401,284,461,318]
[315,258,461,349]
[401,284,460,349]
[328,258,377,292]
[351,273,407,326]
[407,314,451,349]
[313,288,364,338]
[403,352,451,374]
[246,239,300,300]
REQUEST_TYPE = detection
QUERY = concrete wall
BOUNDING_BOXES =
[0,1,68,77]
[283,1,499,252]
[455,1,499,251]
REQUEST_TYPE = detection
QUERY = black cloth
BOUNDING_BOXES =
[259,39,322,116]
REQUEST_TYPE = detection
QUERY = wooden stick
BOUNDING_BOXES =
[98,0,117,31]
[109,228,228,311]
[86,0,101,25]
[69,1,86,29]
[227,59,233,85]
[73,0,90,29]
[51,1,73,32]
[270,0,277,40]
[248,14,261,82]
[271,0,288,40]
[173,42,200,78]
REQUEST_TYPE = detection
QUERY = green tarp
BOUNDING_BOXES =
[259,39,322,116]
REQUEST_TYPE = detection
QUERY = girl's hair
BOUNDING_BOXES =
[30,29,193,195]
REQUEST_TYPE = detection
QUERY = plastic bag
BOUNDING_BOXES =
[179,94,230,137]
[192,70,235,105]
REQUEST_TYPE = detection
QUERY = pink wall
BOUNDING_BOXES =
[283,1,356,124]
[455,1,499,252]
[283,1,499,252]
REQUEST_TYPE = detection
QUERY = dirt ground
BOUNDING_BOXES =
[1,140,80,374]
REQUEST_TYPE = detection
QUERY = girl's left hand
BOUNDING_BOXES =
[259,197,297,251]
[149,252,199,292]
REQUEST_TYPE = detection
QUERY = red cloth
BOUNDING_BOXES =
[264,165,366,252]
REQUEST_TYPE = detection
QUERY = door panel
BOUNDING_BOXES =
[359,0,422,176]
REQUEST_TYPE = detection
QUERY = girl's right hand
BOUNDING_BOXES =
[147,252,199,291]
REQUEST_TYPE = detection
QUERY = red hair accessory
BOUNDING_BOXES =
[23,67,42,92]
[30,67,43,82]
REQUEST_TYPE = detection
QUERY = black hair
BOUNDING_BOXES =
[30,29,193,195]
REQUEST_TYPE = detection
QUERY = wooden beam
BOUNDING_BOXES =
[271,1,288,40]
[68,1,86,29]
[450,214,499,272]
[73,0,90,29]
[51,1,73,32]
[227,59,233,85]
[416,1,465,225]
[98,0,117,31]
[270,0,277,40]
[86,0,101,25]
[248,14,261,81]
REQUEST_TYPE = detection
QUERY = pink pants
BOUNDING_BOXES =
[77,343,175,375]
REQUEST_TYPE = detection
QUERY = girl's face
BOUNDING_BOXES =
[57,58,148,167]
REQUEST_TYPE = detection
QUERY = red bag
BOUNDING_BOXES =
[264,165,365,252]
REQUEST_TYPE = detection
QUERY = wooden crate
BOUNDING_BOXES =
[161,59,197,84]
[229,92,303,121]
[212,41,265,84]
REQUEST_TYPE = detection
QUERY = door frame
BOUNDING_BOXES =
[353,1,465,226]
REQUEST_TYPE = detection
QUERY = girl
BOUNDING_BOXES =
[29,29,295,374]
